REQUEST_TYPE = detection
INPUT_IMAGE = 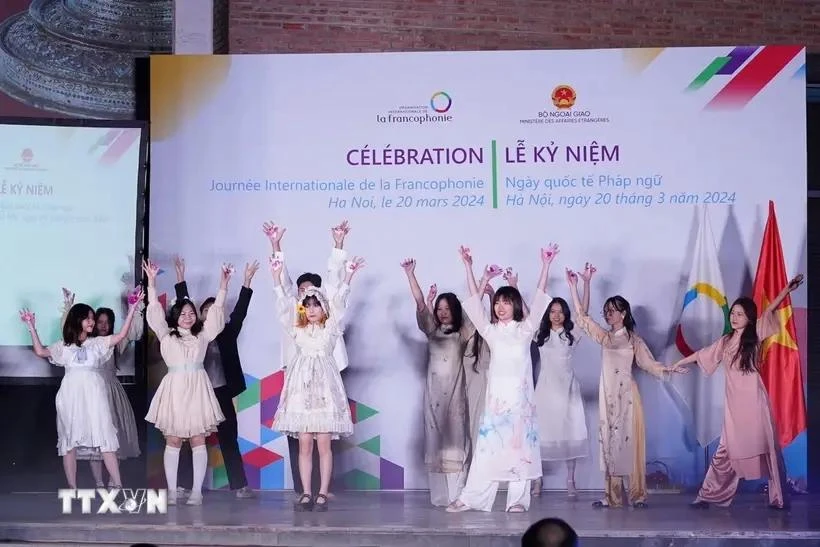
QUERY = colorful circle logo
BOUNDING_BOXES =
[674,283,731,356]
[430,91,452,113]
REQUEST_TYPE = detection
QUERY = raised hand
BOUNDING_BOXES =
[142,259,160,284]
[262,221,286,243]
[127,286,144,307]
[541,243,559,264]
[174,256,185,282]
[332,220,350,246]
[62,287,74,309]
[485,264,503,279]
[788,274,804,292]
[427,283,437,305]
[220,263,234,289]
[400,258,416,274]
[458,245,473,266]
[483,283,495,298]
[19,308,35,326]
[503,267,518,287]
[244,260,260,287]
[565,268,578,286]
[346,256,366,273]
[579,262,596,282]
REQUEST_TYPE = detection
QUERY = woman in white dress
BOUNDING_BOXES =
[19,291,142,489]
[143,259,229,506]
[400,258,471,507]
[446,243,557,514]
[60,289,144,487]
[269,255,364,512]
[531,264,595,498]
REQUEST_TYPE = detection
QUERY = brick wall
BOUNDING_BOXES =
[229,0,820,54]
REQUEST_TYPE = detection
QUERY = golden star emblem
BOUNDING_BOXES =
[760,298,798,360]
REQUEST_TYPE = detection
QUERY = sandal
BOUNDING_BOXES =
[507,504,527,513]
[592,500,609,508]
[445,500,470,513]
[567,480,577,499]
[314,493,329,512]
[531,478,542,497]
[294,493,314,512]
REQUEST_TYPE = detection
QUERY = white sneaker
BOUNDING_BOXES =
[235,487,255,499]
[186,493,203,505]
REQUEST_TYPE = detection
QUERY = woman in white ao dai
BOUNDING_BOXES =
[447,244,558,514]
[531,265,595,497]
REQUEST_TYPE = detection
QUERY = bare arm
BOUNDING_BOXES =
[109,290,142,349]
[763,274,803,315]
[400,259,426,311]
[459,245,485,296]
[21,314,50,358]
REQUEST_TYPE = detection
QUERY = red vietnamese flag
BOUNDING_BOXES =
[752,201,806,447]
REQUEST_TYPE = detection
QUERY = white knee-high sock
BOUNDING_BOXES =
[191,445,208,497]
[163,446,180,493]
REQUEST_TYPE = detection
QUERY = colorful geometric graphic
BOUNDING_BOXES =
[87,128,141,165]
[146,359,405,491]
[686,45,803,110]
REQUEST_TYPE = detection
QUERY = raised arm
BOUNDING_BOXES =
[326,220,350,291]
[566,268,608,345]
[59,288,74,329]
[578,262,596,314]
[109,287,143,349]
[19,310,51,358]
[400,258,427,311]
[763,274,803,316]
[269,257,299,333]
[263,221,294,295]
[223,261,258,338]
[173,255,190,302]
[201,264,230,342]
[142,259,170,339]
[326,257,364,330]
[523,245,558,333]
[459,245,486,297]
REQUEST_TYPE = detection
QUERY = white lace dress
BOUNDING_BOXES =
[271,283,353,439]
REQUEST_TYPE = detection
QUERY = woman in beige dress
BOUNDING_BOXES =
[143,259,230,506]
[461,284,492,464]
[669,274,803,510]
[400,258,472,506]
[566,268,676,509]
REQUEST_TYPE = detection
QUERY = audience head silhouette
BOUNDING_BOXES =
[521,518,578,547]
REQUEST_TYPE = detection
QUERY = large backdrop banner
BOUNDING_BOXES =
[148,47,807,491]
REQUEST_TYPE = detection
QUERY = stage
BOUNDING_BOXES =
[0,490,818,547]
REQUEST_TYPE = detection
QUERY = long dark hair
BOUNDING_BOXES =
[491,286,525,323]
[63,303,95,346]
[602,295,635,338]
[729,297,760,374]
[94,307,115,337]
[167,298,203,337]
[535,297,575,347]
[433,292,464,332]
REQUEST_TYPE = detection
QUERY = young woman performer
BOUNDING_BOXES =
[60,288,144,487]
[143,259,230,506]
[566,269,677,509]
[669,274,803,510]
[269,255,365,512]
[400,258,471,506]
[446,244,556,513]
[531,264,594,498]
[19,290,141,489]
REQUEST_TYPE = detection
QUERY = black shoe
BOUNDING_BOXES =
[313,493,330,512]
[294,494,314,511]
[690,501,709,509]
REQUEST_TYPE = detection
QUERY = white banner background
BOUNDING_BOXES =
[148,47,806,490]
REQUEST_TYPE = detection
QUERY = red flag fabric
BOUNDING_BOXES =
[752,200,806,447]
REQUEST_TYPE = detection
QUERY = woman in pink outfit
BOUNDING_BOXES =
[670,274,803,510]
